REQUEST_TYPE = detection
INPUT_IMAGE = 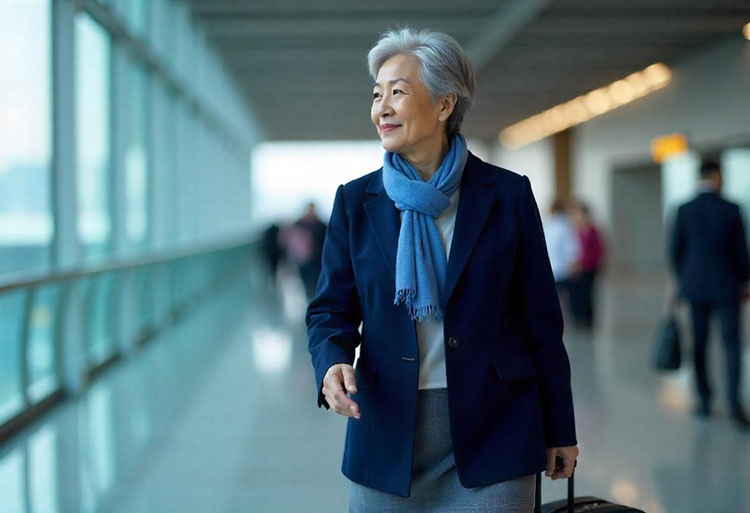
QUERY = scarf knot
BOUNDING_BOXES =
[382,133,468,322]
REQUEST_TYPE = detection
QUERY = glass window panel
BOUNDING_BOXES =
[85,274,116,366]
[117,269,138,344]
[27,284,61,403]
[155,84,178,246]
[29,427,58,513]
[0,0,53,278]
[722,148,750,234]
[0,449,26,513]
[75,14,112,263]
[125,0,148,39]
[136,266,154,338]
[87,383,115,495]
[150,0,167,58]
[161,0,175,62]
[0,290,27,423]
[661,151,700,222]
[166,92,179,245]
[125,58,149,250]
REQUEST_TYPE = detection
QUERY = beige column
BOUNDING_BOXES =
[554,129,572,202]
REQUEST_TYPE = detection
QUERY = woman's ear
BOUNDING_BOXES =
[438,92,458,122]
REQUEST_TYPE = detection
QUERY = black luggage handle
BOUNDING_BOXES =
[534,457,576,513]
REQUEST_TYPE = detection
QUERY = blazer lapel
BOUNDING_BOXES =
[444,152,497,303]
[364,170,400,280]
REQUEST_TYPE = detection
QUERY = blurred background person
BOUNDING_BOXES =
[543,200,581,319]
[260,221,282,289]
[290,202,327,300]
[569,201,605,329]
[670,159,750,429]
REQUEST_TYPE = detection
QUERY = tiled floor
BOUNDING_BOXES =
[1,266,749,513]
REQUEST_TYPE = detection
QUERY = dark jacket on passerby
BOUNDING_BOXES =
[670,192,750,302]
[293,215,327,299]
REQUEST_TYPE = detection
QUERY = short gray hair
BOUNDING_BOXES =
[367,28,476,138]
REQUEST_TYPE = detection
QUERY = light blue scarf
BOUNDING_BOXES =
[382,133,468,323]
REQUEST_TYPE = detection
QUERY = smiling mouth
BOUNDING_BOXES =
[381,125,400,132]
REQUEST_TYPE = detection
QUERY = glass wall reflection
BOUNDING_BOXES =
[0,0,53,278]
[125,57,149,251]
[75,13,112,263]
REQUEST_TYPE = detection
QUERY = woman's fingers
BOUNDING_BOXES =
[334,389,360,419]
[323,364,360,419]
[560,455,575,479]
[342,365,358,394]
[545,448,558,477]
[546,446,579,479]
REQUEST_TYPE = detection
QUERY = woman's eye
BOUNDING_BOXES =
[393,89,403,94]
[372,92,381,99]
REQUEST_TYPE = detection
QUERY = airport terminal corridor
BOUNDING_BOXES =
[3,2,750,512]
[2,264,748,513]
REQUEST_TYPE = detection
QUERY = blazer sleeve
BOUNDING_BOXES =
[517,176,577,448]
[306,184,363,409]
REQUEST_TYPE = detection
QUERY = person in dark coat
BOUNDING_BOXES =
[260,222,282,288]
[293,203,327,300]
[670,159,750,429]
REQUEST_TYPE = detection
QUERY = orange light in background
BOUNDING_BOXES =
[650,133,688,163]
[743,22,750,40]
[499,62,673,149]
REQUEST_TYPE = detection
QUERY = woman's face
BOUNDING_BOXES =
[370,54,445,156]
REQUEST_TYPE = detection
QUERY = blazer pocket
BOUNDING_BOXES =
[355,362,378,389]
[492,355,537,380]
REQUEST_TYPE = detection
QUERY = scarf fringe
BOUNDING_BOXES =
[394,288,444,322]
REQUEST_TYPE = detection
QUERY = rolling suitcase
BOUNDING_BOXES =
[535,465,645,513]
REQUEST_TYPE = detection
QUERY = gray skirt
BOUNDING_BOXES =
[348,388,535,513]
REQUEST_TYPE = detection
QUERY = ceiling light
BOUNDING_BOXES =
[643,63,671,87]
[624,71,649,97]
[608,80,635,105]
[584,89,612,114]
[499,62,672,149]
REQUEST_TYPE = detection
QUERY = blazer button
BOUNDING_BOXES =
[447,336,461,349]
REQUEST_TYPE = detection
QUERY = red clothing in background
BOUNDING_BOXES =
[577,225,604,271]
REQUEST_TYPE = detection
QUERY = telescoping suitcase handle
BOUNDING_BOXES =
[534,457,576,513]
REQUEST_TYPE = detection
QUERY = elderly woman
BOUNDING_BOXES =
[307,28,578,512]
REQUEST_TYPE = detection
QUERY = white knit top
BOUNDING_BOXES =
[400,190,460,389]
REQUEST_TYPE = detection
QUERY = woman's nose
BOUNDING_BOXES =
[376,96,393,117]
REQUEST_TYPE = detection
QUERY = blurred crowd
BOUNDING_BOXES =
[543,198,606,330]
[260,202,327,301]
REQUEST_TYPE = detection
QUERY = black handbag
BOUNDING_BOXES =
[535,467,645,513]
[653,307,681,371]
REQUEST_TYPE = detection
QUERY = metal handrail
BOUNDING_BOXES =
[0,234,256,292]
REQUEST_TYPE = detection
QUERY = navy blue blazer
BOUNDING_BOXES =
[670,191,750,303]
[306,152,577,497]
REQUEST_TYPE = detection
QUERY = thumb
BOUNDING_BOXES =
[342,365,358,394]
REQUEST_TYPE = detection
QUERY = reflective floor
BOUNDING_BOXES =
[1,265,749,513]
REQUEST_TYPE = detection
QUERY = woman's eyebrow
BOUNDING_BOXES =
[372,78,410,88]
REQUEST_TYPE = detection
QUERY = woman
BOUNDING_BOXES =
[570,201,605,329]
[306,28,578,512]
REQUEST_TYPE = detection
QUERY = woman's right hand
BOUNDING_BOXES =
[322,363,361,419]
